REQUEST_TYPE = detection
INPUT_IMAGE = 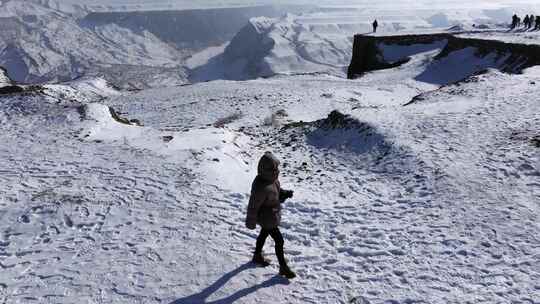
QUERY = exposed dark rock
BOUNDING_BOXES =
[282,111,372,131]
[108,107,142,126]
[281,120,310,131]
[321,93,334,98]
[108,107,130,125]
[531,136,540,148]
[129,119,143,126]
[214,112,243,128]
[403,94,426,106]
[0,85,24,95]
[0,84,44,96]
[318,110,371,131]
[162,136,174,143]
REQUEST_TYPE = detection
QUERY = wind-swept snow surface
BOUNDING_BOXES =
[1,38,539,302]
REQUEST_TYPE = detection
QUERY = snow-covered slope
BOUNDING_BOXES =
[190,15,360,81]
[0,67,12,87]
[1,39,538,303]
[0,1,187,88]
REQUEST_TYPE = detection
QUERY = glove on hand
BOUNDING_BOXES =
[279,190,294,202]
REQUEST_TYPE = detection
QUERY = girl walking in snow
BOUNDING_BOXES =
[245,152,296,279]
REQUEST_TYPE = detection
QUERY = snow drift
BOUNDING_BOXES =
[79,102,251,192]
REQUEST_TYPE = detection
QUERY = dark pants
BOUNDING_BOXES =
[255,228,286,267]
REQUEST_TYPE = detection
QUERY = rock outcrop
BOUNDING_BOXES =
[0,66,30,95]
[347,33,540,82]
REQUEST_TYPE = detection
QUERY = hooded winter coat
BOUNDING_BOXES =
[246,152,286,230]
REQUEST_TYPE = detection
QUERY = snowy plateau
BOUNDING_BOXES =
[0,0,540,303]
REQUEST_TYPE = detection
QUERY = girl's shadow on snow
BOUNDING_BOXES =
[169,263,290,304]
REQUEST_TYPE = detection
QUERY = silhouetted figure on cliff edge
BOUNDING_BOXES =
[372,19,378,33]
[524,15,530,29]
[512,15,522,29]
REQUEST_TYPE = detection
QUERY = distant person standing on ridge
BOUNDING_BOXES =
[245,152,296,279]
[536,16,540,30]
[373,19,379,33]
[511,14,518,29]
[524,15,530,29]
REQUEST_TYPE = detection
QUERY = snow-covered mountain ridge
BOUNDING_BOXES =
[80,5,315,49]
[221,15,354,78]
[0,1,315,87]
[3,0,540,87]
[0,1,187,88]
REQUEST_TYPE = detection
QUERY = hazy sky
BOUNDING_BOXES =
[52,0,540,9]
[28,0,539,14]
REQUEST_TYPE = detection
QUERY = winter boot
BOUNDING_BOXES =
[279,265,296,279]
[252,252,271,267]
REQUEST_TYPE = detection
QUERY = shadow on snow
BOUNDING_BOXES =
[169,263,290,304]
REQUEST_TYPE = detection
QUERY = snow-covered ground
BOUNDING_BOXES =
[1,37,539,303]
[1,1,540,303]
